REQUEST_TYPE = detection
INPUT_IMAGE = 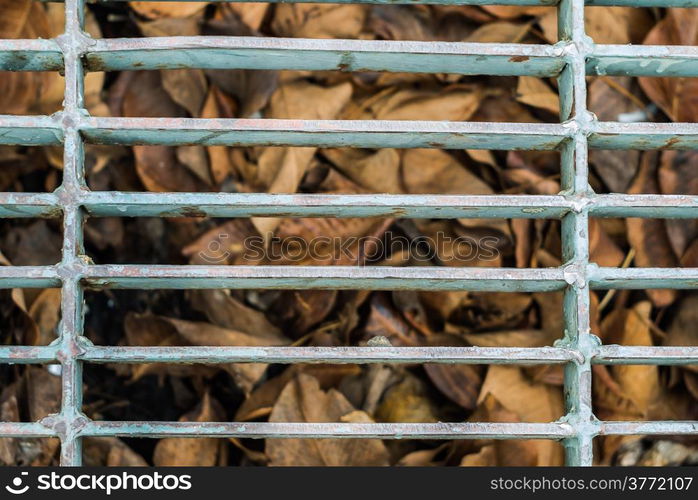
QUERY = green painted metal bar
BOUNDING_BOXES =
[80,118,571,150]
[39,0,698,6]
[82,421,575,440]
[86,38,567,76]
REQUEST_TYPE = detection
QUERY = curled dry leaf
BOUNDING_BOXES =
[516,77,559,115]
[659,151,698,260]
[627,152,678,307]
[600,302,659,417]
[266,373,390,465]
[83,437,148,467]
[663,294,698,374]
[0,0,52,115]
[477,366,564,465]
[588,77,643,193]
[465,394,539,466]
[480,6,549,20]
[272,4,366,39]
[638,9,698,123]
[253,80,352,235]
[153,393,226,466]
[130,1,207,20]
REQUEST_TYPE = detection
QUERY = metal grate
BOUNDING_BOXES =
[1,0,698,466]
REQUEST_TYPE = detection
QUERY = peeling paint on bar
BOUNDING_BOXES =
[81,265,570,292]
[82,421,575,440]
[80,346,583,365]
[2,0,697,467]
[81,117,571,150]
[39,0,698,7]
[86,38,567,76]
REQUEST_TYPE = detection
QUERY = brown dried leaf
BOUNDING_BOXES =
[130,1,207,19]
[585,7,653,45]
[362,86,482,122]
[225,2,269,31]
[322,148,402,193]
[266,374,390,465]
[659,151,698,259]
[0,0,51,115]
[375,373,438,423]
[467,394,540,466]
[188,289,282,338]
[477,366,564,465]
[627,152,678,307]
[272,4,366,39]
[153,393,225,466]
[638,9,698,122]
[480,6,549,19]
[588,77,642,192]
[516,77,559,115]
[664,294,698,373]
[425,364,482,410]
[83,437,148,467]
[253,80,352,235]
[27,289,61,346]
[602,302,659,416]
[402,149,492,195]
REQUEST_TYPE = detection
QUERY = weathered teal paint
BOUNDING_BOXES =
[0,0,696,467]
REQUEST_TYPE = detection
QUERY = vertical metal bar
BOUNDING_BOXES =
[56,0,86,466]
[558,0,597,466]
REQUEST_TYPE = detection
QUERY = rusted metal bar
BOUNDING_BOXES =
[79,346,583,365]
[81,265,570,292]
[83,421,575,440]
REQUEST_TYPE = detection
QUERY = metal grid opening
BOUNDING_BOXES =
[1,0,698,466]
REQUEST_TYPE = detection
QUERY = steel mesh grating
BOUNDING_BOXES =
[0,0,698,466]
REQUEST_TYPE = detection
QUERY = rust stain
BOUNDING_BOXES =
[509,56,530,63]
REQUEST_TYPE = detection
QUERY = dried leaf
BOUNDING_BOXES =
[627,152,678,307]
[272,4,366,39]
[638,9,698,122]
[266,374,390,465]
[477,366,564,465]
[153,393,225,466]
[516,77,559,115]
[130,1,207,19]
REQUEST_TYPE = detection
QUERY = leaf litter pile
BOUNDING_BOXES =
[1,1,697,466]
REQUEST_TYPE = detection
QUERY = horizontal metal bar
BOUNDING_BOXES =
[589,267,698,290]
[2,39,698,79]
[44,0,561,5]
[0,193,61,218]
[592,194,698,219]
[600,421,698,436]
[588,45,698,78]
[82,265,569,291]
[595,346,698,366]
[0,266,61,289]
[81,346,582,365]
[81,119,698,152]
[0,346,59,364]
[2,116,698,153]
[86,38,566,77]
[4,192,698,220]
[589,123,698,151]
[0,115,63,146]
[82,118,569,150]
[40,0,698,7]
[0,422,56,438]
[0,39,62,72]
[83,192,573,219]
[2,345,695,367]
[82,421,574,439]
[2,265,697,291]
